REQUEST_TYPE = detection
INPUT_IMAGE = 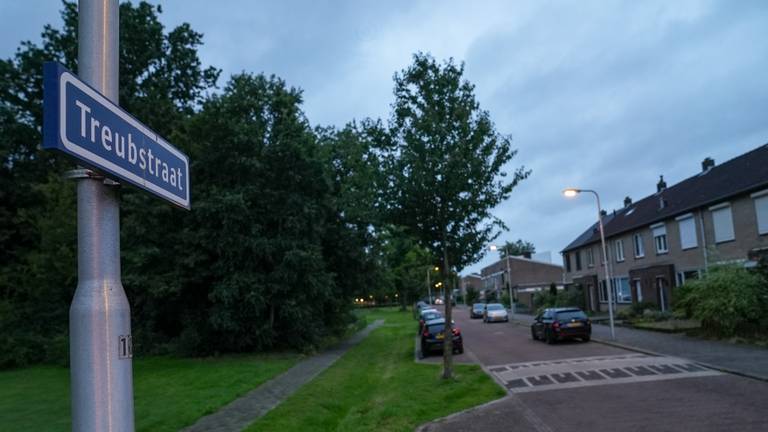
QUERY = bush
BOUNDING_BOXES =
[532,288,584,315]
[674,264,768,337]
[465,288,479,305]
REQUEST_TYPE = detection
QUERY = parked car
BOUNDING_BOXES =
[531,307,591,344]
[421,318,463,356]
[418,309,442,333]
[470,303,486,319]
[483,303,509,323]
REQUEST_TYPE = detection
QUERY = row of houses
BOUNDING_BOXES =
[461,143,768,314]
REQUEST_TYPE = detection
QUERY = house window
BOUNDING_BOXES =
[615,239,625,262]
[575,250,582,271]
[676,214,698,250]
[633,233,644,258]
[752,190,768,235]
[710,203,735,243]
[598,280,608,302]
[652,223,668,254]
[676,270,701,287]
[587,248,595,267]
[612,277,632,303]
[564,253,571,272]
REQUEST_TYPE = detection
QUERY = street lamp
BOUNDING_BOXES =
[426,266,439,305]
[489,244,515,316]
[563,188,616,340]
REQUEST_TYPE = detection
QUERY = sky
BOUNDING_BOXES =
[3,1,768,276]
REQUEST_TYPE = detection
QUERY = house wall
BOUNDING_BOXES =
[563,190,768,308]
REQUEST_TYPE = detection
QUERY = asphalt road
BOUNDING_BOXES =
[418,305,768,432]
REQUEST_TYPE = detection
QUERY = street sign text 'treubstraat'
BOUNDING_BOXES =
[43,62,190,209]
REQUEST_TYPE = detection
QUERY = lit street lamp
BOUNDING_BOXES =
[563,188,616,340]
[489,244,515,316]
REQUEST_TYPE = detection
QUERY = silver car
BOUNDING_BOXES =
[483,303,509,323]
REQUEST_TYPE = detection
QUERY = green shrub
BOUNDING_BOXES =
[532,288,584,315]
[674,264,768,336]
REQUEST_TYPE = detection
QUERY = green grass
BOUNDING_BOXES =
[0,353,298,431]
[247,307,506,432]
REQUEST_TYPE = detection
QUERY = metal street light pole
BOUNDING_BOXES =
[70,1,135,430]
[563,188,616,340]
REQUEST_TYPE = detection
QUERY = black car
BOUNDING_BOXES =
[421,318,463,356]
[531,307,591,344]
[470,303,486,319]
[418,309,442,333]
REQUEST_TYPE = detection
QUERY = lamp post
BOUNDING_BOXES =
[489,244,515,316]
[426,266,439,304]
[563,188,616,340]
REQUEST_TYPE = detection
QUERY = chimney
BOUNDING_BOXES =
[522,251,532,259]
[701,157,715,172]
[600,209,607,217]
[624,196,632,208]
[657,175,667,193]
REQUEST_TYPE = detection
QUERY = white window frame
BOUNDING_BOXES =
[676,213,698,250]
[615,239,625,262]
[598,280,608,303]
[613,277,632,303]
[633,279,642,302]
[651,223,668,254]
[633,233,644,258]
[710,202,735,243]
[752,189,768,235]
[587,247,595,267]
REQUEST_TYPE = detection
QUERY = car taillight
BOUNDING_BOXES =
[422,330,429,337]
[452,328,460,335]
[552,321,560,330]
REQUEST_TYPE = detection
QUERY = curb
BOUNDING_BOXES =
[591,337,768,383]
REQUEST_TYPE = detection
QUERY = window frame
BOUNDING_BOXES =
[633,233,645,258]
[651,223,668,254]
[676,213,698,250]
[752,189,768,235]
[710,203,735,243]
[586,247,595,267]
[615,239,625,262]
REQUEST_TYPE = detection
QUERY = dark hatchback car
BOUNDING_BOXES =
[470,303,486,319]
[421,318,463,356]
[531,307,591,344]
[418,310,442,333]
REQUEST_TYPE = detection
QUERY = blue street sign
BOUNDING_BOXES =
[43,62,190,209]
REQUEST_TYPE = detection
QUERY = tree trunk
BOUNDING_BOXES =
[441,229,454,379]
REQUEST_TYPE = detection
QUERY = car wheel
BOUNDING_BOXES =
[421,342,428,357]
[546,329,556,345]
[458,344,464,354]
[531,327,538,340]
[582,335,591,342]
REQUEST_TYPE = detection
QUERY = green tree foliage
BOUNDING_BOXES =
[382,53,530,378]
[465,287,479,305]
[2,1,384,367]
[497,239,535,259]
[675,265,768,337]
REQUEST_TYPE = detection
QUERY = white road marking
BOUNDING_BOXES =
[489,354,722,394]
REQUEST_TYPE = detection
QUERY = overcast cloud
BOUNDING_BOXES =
[3,0,767,275]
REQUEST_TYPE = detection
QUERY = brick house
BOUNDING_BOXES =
[562,143,768,313]
[459,273,483,300]
[480,255,564,311]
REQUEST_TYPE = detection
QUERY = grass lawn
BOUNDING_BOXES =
[0,353,298,431]
[247,307,506,432]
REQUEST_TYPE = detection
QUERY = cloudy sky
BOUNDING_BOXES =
[3,1,768,275]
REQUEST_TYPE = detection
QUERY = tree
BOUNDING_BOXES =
[498,239,535,259]
[383,53,530,378]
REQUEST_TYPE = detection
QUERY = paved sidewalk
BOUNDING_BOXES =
[510,313,768,381]
[182,319,384,432]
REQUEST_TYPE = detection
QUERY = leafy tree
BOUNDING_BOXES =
[382,53,530,378]
[497,239,535,259]
[0,1,219,366]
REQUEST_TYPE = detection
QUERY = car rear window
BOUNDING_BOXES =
[556,310,587,321]
[423,312,440,320]
[487,304,504,311]
[427,323,445,333]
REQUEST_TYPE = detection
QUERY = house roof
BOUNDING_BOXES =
[562,143,768,253]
